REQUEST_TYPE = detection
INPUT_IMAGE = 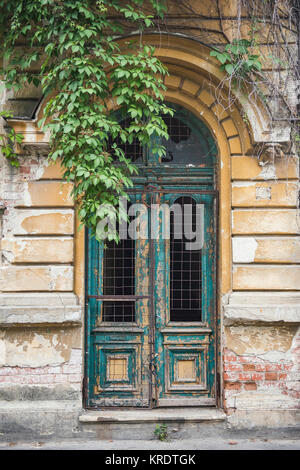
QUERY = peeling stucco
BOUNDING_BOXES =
[225,325,298,356]
[232,237,258,263]
[256,186,271,200]
[259,163,276,180]
[0,328,81,367]
[23,182,32,207]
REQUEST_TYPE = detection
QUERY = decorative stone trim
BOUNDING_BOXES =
[224,292,300,324]
[250,142,291,164]
[0,293,82,326]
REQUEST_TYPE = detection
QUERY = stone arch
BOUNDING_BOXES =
[118,34,272,148]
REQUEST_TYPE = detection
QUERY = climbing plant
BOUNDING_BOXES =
[0,110,24,167]
[1,0,299,219]
[0,0,171,240]
[209,37,265,128]
[210,39,262,77]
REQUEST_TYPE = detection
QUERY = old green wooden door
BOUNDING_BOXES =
[153,190,217,406]
[85,105,218,408]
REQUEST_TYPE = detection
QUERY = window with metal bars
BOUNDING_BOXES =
[110,113,214,166]
[170,196,202,322]
[103,111,208,323]
[102,208,135,322]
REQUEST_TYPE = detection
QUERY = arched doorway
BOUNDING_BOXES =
[85,104,218,407]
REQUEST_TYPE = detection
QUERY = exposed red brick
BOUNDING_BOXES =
[278,373,288,380]
[225,363,243,372]
[244,382,257,391]
[238,372,252,381]
[265,363,282,371]
[20,166,30,174]
[251,372,265,381]
[224,351,237,362]
[254,364,266,372]
[265,372,277,381]
[224,381,242,390]
[243,364,255,371]
[223,372,237,381]
[238,372,264,382]
[240,356,264,364]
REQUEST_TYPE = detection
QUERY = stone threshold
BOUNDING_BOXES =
[79,407,226,424]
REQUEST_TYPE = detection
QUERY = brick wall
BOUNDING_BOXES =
[223,326,300,413]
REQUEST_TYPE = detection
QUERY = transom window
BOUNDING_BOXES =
[110,103,217,167]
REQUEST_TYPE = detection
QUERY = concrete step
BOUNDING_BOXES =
[79,407,226,424]
[78,408,227,440]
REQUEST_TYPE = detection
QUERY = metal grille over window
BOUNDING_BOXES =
[102,213,135,322]
[170,196,202,322]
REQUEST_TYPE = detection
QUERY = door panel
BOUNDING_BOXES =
[86,194,152,407]
[154,191,216,406]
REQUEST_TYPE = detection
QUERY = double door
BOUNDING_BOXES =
[86,187,217,407]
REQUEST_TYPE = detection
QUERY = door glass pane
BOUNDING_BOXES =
[170,196,202,322]
[102,301,135,322]
[102,218,135,322]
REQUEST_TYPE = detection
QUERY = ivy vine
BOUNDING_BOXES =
[210,39,262,78]
[0,0,172,240]
[0,110,24,167]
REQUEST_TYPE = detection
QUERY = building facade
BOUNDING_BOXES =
[0,1,299,439]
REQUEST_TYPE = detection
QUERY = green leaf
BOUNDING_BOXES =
[225,63,234,75]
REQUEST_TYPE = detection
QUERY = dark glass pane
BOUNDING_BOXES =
[102,301,135,322]
[103,238,135,296]
[161,115,214,166]
[170,196,202,322]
